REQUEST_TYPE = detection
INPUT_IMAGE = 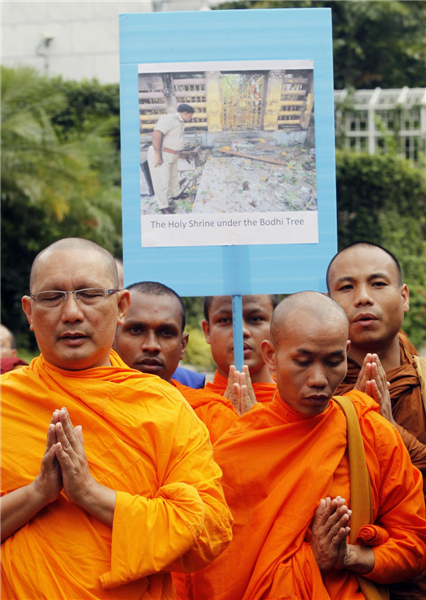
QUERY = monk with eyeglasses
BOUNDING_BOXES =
[0,237,232,600]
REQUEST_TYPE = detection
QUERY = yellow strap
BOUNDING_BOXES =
[333,396,389,600]
[413,356,426,418]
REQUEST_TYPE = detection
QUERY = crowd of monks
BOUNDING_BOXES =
[1,237,426,600]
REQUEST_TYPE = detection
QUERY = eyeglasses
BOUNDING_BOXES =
[30,288,119,309]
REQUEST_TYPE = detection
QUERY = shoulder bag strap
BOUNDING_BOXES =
[333,395,389,600]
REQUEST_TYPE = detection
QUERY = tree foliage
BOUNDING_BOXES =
[2,67,425,358]
[1,67,122,350]
[336,150,426,347]
[213,0,426,89]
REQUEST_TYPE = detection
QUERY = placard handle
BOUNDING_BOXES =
[232,295,244,371]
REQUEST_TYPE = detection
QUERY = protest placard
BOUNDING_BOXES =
[119,8,336,298]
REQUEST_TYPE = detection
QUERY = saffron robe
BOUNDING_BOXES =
[170,382,237,600]
[335,340,426,600]
[172,380,238,444]
[189,390,426,600]
[1,351,233,600]
[205,371,276,404]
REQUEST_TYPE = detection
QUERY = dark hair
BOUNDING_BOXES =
[326,241,402,290]
[177,103,195,114]
[127,281,186,332]
[203,294,280,322]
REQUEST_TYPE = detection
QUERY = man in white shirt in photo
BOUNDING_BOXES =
[147,103,195,214]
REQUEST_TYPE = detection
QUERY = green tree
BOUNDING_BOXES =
[50,78,121,151]
[1,66,123,350]
[335,150,426,348]
[213,0,426,89]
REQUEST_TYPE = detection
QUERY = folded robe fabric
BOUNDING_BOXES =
[205,370,276,404]
[172,380,238,444]
[336,341,426,600]
[170,381,238,600]
[1,350,233,600]
[356,526,390,547]
[189,390,426,600]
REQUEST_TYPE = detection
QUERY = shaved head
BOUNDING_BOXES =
[271,292,349,346]
[327,242,402,290]
[263,292,350,417]
[0,324,17,358]
[30,238,119,292]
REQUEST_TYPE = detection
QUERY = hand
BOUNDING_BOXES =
[224,366,257,416]
[365,365,395,426]
[356,354,395,426]
[154,153,163,167]
[241,366,258,414]
[311,496,351,573]
[32,415,63,505]
[354,353,375,393]
[1,414,63,543]
[53,407,96,507]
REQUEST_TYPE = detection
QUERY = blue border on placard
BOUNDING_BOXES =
[119,8,336,296]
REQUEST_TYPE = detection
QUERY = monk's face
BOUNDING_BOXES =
[113,292,188,383]
[262,310,349,417]
[0,325,17,358]
[202,295,273,380]
[327,246,409,353]
[22,249,130,371]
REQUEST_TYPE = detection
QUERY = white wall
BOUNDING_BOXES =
[2,0,213,83]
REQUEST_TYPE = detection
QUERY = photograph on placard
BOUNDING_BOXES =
[138,60,318,247]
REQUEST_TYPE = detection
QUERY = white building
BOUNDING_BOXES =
[2,1,214,83]
[335,88,426,161]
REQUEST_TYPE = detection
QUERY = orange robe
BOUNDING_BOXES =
[1,351,233,600]
[205,370,276,404]
[172,380,238,444]
[189,390,426,600]
[335,339,426,600]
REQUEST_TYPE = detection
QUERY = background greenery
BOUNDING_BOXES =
[213,0,426,90]
[2,0,425,363]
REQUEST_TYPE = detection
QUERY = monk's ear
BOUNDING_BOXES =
[201,319,211,344]
[401,284,409,313]
[261,339,276,371]
[116,290,131,325]
[22,296,34,330]
[346,340,351,355]
[180,333,189,360]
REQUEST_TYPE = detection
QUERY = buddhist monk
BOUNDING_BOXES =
[113,281,239,443]
[190,292,426,600]
[0,324,28,373]
[202,295,278,408]
[327,241,426,600]
[1,238,233,600]
[0,324,17,359]
[327,243,426,452]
